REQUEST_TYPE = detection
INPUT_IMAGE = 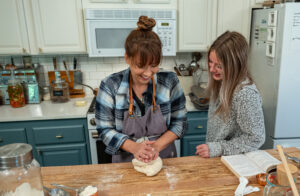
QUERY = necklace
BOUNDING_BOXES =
[139,97,144,103]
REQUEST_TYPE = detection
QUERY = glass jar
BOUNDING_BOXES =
[50,73,69,103]
[263,171,299,196]
[7,72,25,108]
[42,86,50,101]
[0,143,44,196]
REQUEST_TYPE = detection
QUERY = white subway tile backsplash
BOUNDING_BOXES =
[1,53,208,98]
[89,71,106,80]
[103,57,120,64]
[81,64,97,72]
[96,64,113,72]
[113,64,128,72]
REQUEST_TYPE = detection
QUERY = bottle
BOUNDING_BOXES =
[50,72,69,103]
[0,143,44,196]
[7,69,25,108]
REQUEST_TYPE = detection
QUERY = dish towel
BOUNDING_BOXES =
[235,177,260,196]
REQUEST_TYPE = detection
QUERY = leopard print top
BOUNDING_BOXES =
[206,82,266,157]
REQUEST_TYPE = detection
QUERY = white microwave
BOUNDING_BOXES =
[84,9,177,57]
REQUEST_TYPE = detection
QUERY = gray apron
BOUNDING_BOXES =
[112,76,177,163]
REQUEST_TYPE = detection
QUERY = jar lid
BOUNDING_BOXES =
[0,143,33,169]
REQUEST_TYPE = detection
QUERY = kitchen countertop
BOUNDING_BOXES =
[0,95,202,122]
[41,147,300,196]
[0,97,93,122]
[185,95,207,112]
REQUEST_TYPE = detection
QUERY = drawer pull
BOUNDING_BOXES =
[56,134,63,139]
[92,132,99,139]
[197,125,203,129]
[0,138,3,142]
[37,149,40,156]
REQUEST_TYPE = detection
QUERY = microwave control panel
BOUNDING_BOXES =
[155,20,176,56]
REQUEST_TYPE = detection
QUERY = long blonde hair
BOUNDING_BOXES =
[207,31,253,119]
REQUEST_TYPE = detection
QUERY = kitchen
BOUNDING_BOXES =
[1,0,300,195]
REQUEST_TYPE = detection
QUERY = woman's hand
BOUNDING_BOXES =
[195,144,210,158]
[133,141,157,163]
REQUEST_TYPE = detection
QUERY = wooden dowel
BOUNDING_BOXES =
[277,145,299,196]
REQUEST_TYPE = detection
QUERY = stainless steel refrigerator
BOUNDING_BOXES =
[249,3,300,149]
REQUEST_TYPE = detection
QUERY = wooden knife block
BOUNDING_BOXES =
[48,71,85,98]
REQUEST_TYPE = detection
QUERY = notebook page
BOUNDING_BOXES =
[245,150,281,172]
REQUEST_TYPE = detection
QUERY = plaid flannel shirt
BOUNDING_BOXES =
[95,68,187,155]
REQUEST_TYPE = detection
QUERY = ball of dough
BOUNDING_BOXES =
[132,157,163,176]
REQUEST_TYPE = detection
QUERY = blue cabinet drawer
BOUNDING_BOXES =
[32,124,85,145]
[0,128,27,146]
[187,118,207,135]
[187,111,208,119]
[35,143,88,166]
[186,111,208,135]
[181,135,206,156]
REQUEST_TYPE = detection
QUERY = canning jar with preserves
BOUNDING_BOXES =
[7,70,25,108]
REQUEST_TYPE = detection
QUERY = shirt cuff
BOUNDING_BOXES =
[207,142,223,157]
[105,134,129,155]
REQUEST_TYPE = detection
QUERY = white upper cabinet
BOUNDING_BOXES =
[178,0,218,52]
[217,0,252,41]
[30,0,86,54]
[0,0,86,55]
[0,0,30,55]
[82,0,176,9]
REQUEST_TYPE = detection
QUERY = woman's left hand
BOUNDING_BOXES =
[144,140,159,161]
[195,144,210,158]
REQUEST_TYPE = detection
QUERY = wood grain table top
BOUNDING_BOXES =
[41,147,300,196]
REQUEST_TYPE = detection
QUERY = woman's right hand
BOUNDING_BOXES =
[133,141,156,163]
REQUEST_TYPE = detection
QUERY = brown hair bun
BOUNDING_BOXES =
[137,16,156,31]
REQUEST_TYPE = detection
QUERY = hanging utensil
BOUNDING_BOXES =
[63,60,70,83]
[53,57,57,71]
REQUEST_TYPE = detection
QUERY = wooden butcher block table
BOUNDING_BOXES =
[41,147,300,196]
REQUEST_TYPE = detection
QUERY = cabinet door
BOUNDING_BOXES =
[217,0,252,41]
[181,135,206,156]
[178,0,217,52]
[0,0,30,55]
[35,143,88,166]
[0,128,27,146]
[30,0,86,54]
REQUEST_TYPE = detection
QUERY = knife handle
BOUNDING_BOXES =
[53,57,57,70]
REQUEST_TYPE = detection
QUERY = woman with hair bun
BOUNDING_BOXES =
[96,16,187,163]
[195,31,266,158]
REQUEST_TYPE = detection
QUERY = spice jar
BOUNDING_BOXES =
[50,72,69,103]
[0,143,44,196]
[7,69,25,108]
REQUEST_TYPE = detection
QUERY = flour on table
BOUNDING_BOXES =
[132,157,163,176]
[2,183,44,196]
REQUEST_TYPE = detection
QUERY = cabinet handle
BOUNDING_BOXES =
[38,48,43,53]
[56,134,63,139]
[197,125,203,129]
[22,48,27,53]
[0,138,3,142]
[37,149,40,156]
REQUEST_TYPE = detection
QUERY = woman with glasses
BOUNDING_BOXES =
[96,16,187,163]
[195,31,265,158]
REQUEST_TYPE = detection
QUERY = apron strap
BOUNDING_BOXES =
[152,77,157,112]
[128,74,157,116]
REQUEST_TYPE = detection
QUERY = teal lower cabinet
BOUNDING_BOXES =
[35,143,88,166]
[181,111,208,156]
[0,118,91,166]
[0,127,28,146]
